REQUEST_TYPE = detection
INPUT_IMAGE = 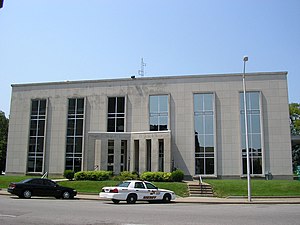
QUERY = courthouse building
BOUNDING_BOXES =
[6,72,293,179]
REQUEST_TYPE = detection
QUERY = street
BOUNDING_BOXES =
[0,195,299,225]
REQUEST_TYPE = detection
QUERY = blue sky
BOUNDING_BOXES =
[0,0,299,116]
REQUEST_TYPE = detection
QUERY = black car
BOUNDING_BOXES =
[7,178,77,199]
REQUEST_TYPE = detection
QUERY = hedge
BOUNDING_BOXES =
[141,170,184,182]
[74,171,112,181]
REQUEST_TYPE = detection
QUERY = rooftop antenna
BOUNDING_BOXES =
[138,58,146,77]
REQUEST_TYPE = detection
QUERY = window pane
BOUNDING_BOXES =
[149,96,158,113]
[249,92,260,110]
[159,95,168,112]
[108,98,116,113]
[107,118,115,132]
[195,116,204,134]
[38,120,45,136]
[30,120,37,136]
[116,118,124,132]
[39,100,47,115]
[205,158,214,174]
[205,115,213,134]
[194,95,202,112]
[77,98,84,114]
[204,94,213,111]
[250,115,260,133]
[31,100,39,115]
[117,97,125,113]
[76,119,83,135]
[150,116,158,131]
[68,99,76,114]
[75,138,82,153]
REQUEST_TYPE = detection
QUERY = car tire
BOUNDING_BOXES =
[23,190,32,199]
[163,193,171,203]
[126,194,137,204]
[62,191,71,199]
[112,199,120,204]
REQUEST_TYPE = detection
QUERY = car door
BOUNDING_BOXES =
[133,181,148,200]
[41,179,58,197]
[144,182,162,200]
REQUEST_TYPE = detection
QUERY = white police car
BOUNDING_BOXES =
[99,180,176,204]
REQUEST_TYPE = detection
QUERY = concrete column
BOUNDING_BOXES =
[164,136,172,172]
[100,138,107,171]
[94,139,101,171]
[152,138,159,172]
[85,136,95,171]
[114,139,121,174]
[139,139,146,173]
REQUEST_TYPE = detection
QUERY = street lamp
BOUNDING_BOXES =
[242,56,251,202]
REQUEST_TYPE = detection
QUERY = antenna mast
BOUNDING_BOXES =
[138,58,146,77]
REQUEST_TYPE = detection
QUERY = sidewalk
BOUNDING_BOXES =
[1,189,300,204]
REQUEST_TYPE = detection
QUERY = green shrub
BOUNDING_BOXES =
[74,171,112,181]
[141,171,173,182]
[171,169,184,182]
[64,170,75,180]
[113,171,139,181]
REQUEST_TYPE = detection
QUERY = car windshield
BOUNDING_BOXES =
[118,182,131,187]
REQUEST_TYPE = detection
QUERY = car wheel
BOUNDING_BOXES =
[126,194,137,204]
[23,190,32,199]
[112,199,120,204]
[163,193,171,203]
[62,191,71,199]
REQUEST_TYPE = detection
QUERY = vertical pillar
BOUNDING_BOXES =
[94,139,101,171]
[152,138,159,172]
[100,138,107,171]
[139,139,146,173]
[114,139,121,175]
[164,135,172,172]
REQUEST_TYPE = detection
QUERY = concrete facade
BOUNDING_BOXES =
[6,72,293,179]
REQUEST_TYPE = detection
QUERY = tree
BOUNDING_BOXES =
[290,103,300,172]
[0,111,9,173]
[290,103,300,135]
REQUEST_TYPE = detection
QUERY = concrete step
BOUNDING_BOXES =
[188,182,214,197]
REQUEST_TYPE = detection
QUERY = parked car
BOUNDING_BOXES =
[7,178,77,199]
[99,180,176,204]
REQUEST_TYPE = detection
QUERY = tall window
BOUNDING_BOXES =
[107,97,125,132]
[149,95,168,131]
[107,140,114,171]
[120,140,127,172]
[194,93,215,175]
[146,139,151,171]
[159,139,164,172]
[66,98,84,172]
[240,92,263,175]
[28,99,47,173]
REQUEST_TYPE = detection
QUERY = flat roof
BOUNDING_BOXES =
[11,71,288,88]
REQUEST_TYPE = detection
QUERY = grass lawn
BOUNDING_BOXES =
[2,175,300,198]
[205,179,300,197]
[0,176,189,197]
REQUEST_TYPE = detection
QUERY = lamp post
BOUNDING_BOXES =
[242,56,251,202]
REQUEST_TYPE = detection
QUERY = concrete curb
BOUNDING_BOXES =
[1,190,300,204]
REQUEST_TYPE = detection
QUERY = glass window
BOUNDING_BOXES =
[194,93,215,175]
[149,95,169,131]
[240,92,263,175]
[107,97,125,132]
[27,99,47,173]
[65,98,84,172]
[107,140,114,171]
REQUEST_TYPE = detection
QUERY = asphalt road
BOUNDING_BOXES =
[0,195,299,225]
